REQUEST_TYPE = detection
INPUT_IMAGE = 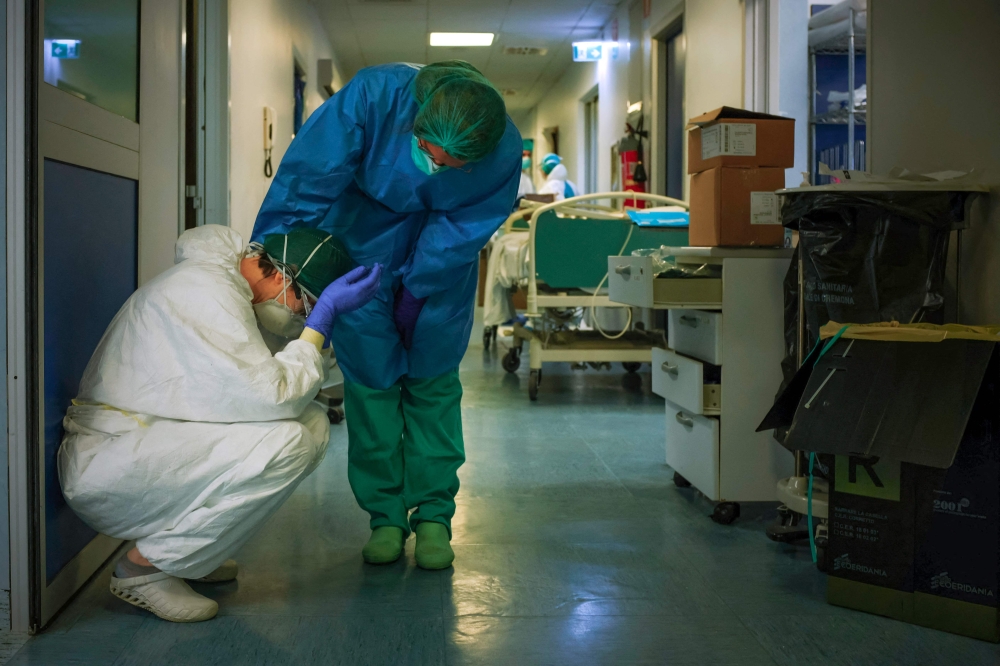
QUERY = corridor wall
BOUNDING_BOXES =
[868,0,1000,324]
[525,0,744,200]
[229,0,345,242]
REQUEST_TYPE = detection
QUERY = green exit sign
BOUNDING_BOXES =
[51,40,80,59]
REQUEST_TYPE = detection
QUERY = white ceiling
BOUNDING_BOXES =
[312,0,620,114]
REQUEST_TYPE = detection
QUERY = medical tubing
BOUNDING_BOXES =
[804,325,848,566]
[591,223,635,340]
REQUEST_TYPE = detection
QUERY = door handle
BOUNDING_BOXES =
[675,412,694,428]
[661,362,678,377]
[679,315,700,327]
[614,265,632,278]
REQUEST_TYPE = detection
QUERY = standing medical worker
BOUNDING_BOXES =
[537,153,578,201]
[253,61,521,570]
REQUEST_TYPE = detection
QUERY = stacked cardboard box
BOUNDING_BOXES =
[687,107,795,247]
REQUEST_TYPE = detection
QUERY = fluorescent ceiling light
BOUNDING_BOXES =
[430,32,494,47]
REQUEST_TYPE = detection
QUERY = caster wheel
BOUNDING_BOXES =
[528,369,539,401]
[673,472,692,488]
[622,362,642,373]
[328,406,345,424]
[502,348,521,373]
[815,545,828,573]
[710,502,741,525]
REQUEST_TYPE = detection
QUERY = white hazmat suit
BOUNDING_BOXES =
[58,225,330,580]
[537,164,578,201]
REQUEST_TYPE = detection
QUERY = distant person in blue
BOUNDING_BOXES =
[253,61,521,570]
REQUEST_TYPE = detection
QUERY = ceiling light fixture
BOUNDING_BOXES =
[429,32,495,47]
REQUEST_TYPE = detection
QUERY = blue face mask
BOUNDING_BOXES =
[522,157,531,171]
[411,135,448,176]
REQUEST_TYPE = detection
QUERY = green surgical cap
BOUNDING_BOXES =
[261,228,354,299]
[412,60,507,163]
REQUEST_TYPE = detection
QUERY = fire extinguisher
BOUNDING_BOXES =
[619,116,649,208]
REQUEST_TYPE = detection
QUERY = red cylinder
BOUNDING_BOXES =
[620,147,647,209]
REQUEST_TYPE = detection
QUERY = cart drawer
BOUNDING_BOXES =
[608,256,723,309]
[652,348,722,415]
[668,309,723,365]
[665,400,720,501]
[652,278,723,308]
[607,255,655,307]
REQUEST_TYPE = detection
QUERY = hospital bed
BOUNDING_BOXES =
[487,192,689,400]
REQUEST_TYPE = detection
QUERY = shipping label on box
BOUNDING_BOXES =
[750,192,780,225]
[700,123,757,160]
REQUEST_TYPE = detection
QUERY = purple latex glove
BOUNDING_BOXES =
[393,286,427,350]
[305,264,383,340]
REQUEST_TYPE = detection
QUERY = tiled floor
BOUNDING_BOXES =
[8,323,1000,665]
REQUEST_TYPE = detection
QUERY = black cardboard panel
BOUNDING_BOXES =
[784,339,994,468]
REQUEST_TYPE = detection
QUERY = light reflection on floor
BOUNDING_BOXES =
[6,320,1000,665]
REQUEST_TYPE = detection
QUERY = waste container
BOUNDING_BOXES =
[779,189,973,386]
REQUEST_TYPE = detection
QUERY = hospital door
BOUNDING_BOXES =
[32,0,139,628]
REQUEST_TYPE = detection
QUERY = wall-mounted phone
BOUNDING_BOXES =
[263,106,276,177]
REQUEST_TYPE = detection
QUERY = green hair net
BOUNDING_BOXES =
[261,228,354,299]
[412,60,507,163]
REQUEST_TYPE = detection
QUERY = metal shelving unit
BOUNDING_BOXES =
[809,6,866,182]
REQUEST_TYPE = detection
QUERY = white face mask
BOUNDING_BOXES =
[254,299,305,338]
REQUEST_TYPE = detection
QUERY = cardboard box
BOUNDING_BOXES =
[828,456,919,593]
[689,167,785,247]
[759,331,1000,642]
[687,106,795,174]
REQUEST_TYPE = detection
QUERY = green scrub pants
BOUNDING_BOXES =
[344,370,464,536]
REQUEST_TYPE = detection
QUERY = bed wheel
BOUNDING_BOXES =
[528,370,539,401]
[328,406,345,424]
[502,348,521,373]
[622,362,642,373]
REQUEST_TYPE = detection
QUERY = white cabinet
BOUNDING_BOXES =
[611,247,795,505]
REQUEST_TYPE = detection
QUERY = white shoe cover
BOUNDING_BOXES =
[110,572,218,622]
[193,559,239,583]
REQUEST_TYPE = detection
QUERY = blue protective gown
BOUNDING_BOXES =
[252,64,522,390]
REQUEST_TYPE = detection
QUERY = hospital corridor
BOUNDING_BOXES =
[2,0,1000,664]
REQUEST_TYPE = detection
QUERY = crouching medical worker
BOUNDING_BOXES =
[58,225,381,622]
[253,60,521,570]
[537,153,578,201]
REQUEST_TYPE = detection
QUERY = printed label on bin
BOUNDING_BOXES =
[700,123,757,160]
[750,192,780,225]
[836,455,901,501]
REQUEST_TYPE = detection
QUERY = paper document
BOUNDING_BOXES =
[701,123,757,160]
[750,192,780,225]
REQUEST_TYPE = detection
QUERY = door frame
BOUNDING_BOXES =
[33,0,143,628]
[185,0,228,228]
[649,5,684,198]
[7,0,33,634]
[580,84,599,196]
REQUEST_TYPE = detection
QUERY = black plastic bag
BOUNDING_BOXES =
[774,190,970,443]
